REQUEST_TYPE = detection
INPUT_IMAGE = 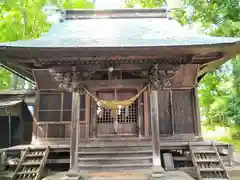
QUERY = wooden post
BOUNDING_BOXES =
[85,94,90,140]
[17,103,24,144]
[8,112,11,147]
[150,90,164,178]
[70,91,80,171]
[0,152,6,171]
[91,92,97,139]
[169,90,175,135]
[193,88,201,137]
[143,91,149,137]
[228,144,234,166]
[138,91,143,138]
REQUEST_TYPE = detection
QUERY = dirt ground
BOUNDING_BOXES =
[0,169,239,180]
[42,171,195,180]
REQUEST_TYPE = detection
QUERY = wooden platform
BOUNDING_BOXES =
[0,139,229,153]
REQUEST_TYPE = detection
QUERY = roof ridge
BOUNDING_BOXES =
[64,8,168,20]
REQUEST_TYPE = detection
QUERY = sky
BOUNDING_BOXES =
[95,0,123,9]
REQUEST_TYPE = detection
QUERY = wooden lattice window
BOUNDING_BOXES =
[117,101,137,123]
[96,90,137,124]
[39,93,61,122]
[38,92,86,122]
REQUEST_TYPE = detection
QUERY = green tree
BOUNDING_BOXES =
[0,68,12,90]
[0,0,94,90]
[124,0,163,8]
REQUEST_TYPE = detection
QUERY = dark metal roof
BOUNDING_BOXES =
[0,9,239,48]
[0,62,35,83]
[0,100,22,108]
[0,9,239,80]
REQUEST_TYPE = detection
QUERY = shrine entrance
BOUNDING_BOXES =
[96,89,138,137]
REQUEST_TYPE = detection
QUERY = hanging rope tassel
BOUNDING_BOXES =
[81,84,149,111]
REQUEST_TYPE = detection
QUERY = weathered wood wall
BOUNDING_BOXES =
[34,88,200,141]
[149,88,199,137]
[34,91,87,140]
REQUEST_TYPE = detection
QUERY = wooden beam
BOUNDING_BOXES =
[83,79,148,90]
[70,92,80,171]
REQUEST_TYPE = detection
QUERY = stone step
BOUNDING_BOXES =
[86,176,148,180]
[79,163,152,172]
[78,145,153,172]
[79,156,152,161]
[79,158,151,165]
[78,150,152,155]
[84,171,149,180]
[79,146,152,152]
[78,153,151,159]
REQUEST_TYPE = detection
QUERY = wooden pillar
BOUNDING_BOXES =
[138,92,143,138]
[91,92,97,139]
[143,91,149,138]
[169,90,175,135]
[193,88,201,137]
[85,94,90,140]
[70,91,80,171]
[150,90,164,178]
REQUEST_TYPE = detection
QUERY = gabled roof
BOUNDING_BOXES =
[0,8,239,79]
[0,9,239,48]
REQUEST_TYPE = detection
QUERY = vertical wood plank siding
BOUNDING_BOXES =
[172,90,195,134]
[158,90,172,135]
[149,89,197,136]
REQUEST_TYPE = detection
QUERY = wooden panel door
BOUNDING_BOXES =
[96,89,138,136]
[116,90,138,136]
[96,91,115,136]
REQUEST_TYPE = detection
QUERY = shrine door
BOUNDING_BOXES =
[96,89,138,137]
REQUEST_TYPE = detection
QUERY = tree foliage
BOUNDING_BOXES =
[0,0,94,90]
[124,0,163,8]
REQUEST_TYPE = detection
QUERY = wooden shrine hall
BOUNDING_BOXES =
[0,8,240,180]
